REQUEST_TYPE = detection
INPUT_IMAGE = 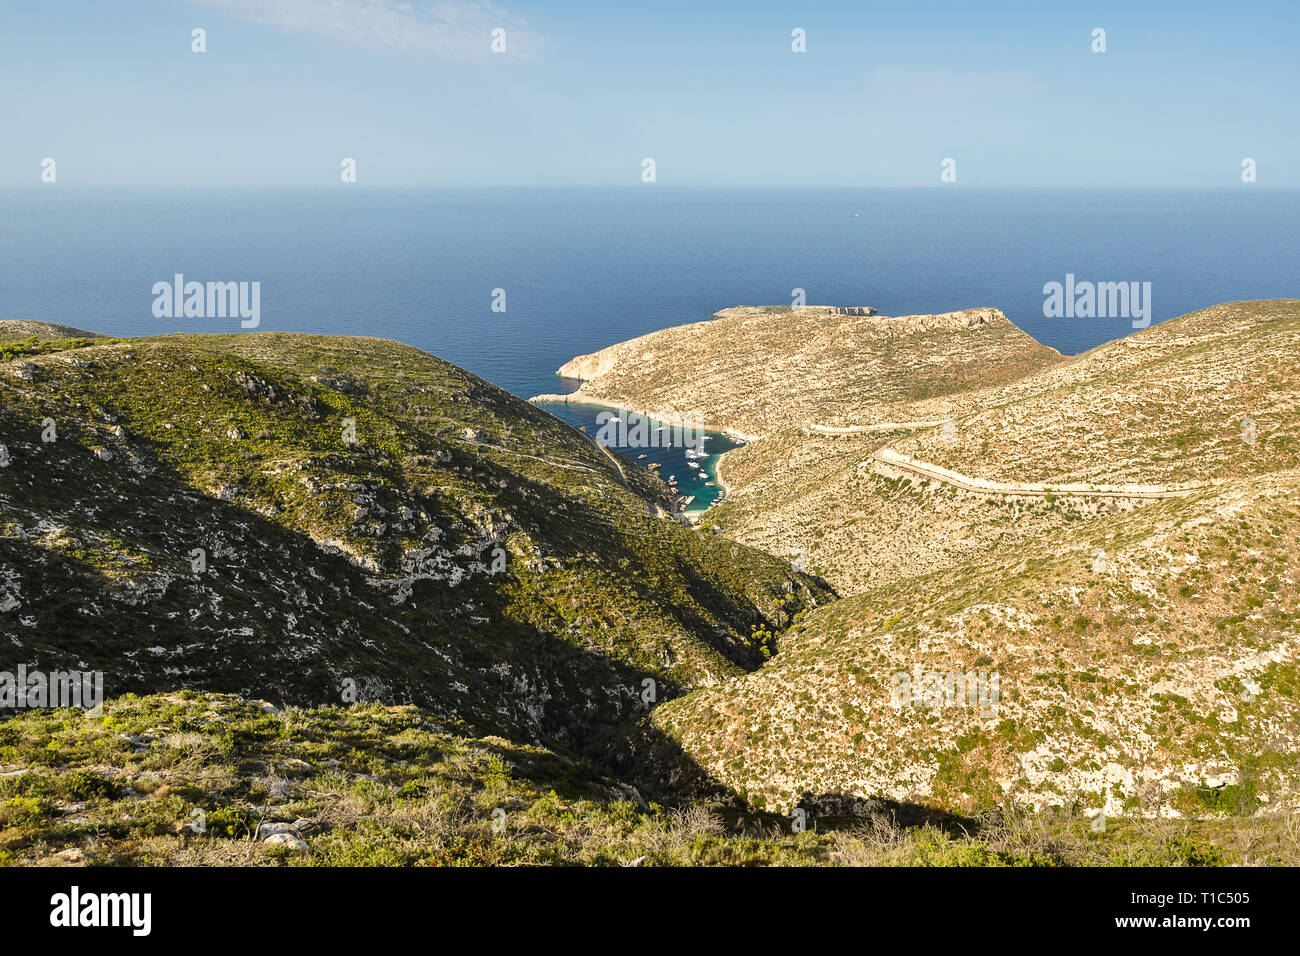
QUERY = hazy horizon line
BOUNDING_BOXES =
[5,184,1295,192]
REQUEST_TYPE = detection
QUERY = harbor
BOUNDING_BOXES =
[537,401,743,519]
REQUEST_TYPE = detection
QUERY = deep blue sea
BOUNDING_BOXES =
[3,187,1296,512]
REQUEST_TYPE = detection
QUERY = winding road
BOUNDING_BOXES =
[871,448,1206,501]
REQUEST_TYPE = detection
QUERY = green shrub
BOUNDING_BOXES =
[62,769,120,801]
[203,806,247,839]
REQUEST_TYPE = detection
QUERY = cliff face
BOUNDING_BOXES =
[558,343,641,381]
[558,349,621,382]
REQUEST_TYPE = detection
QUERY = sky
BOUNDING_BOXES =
[1,0,1297,187]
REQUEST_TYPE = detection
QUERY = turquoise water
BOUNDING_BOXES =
[541,402,743,516]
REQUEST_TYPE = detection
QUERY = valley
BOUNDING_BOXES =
[2,301,1297,865]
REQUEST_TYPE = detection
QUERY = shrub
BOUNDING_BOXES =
[62,769,120,801]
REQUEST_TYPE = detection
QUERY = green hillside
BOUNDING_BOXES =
[0,329,829,750]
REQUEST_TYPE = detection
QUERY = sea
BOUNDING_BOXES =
[3,187,1296,514]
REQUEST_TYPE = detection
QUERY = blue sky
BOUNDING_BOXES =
[2,0,1297,187]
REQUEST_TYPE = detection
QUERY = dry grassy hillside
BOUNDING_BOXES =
[551,300,1300,821]
[894,300,1300,487]
[654,470,1300,817]
[546,300,1300,597]
[541,305,1063,438]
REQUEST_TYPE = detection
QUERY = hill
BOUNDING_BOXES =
[6,301,1298,859]
[4,690,1290,866]
[545,305,1064,440]
[0,321,105,344]
[653,471,1300,817]
[0,326,830,751]
[547,301,1300,819]
[545,301,1300,596]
